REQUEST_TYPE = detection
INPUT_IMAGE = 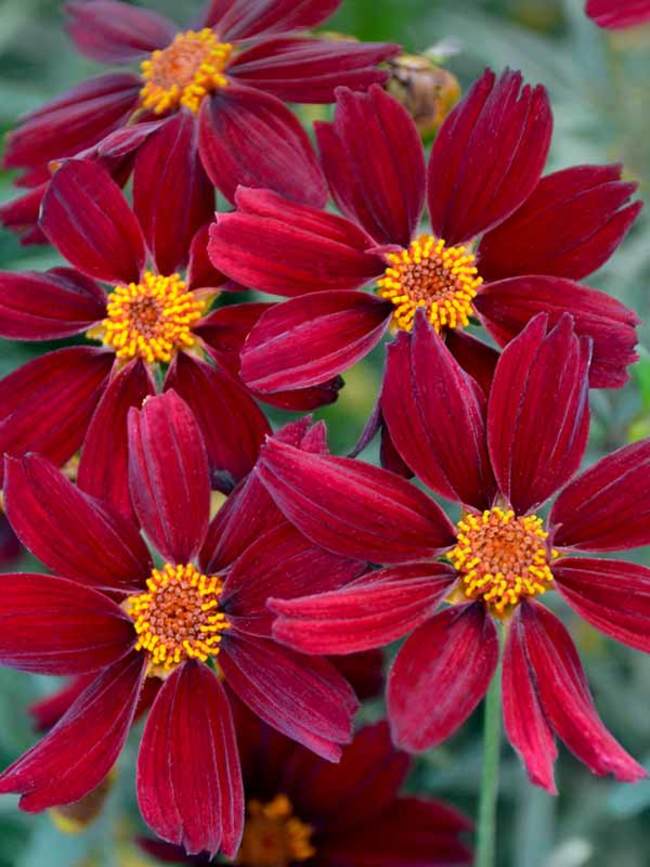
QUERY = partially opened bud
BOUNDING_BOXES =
[386,54,461,138]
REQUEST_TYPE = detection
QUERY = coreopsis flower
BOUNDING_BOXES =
[0,393,364,855]
[586,0,650,28]
[1,0,398,243]
[256,312,650,792]
[208,70,641,410]
[138,721,472,866]
[0,157,341,510]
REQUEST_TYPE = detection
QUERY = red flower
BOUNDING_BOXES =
[208,70,641,406]
[139,720,472,866]
[586,0,650,28]
[256,312,650,792]
[1,0,398,243]
[0,393,364,855]
[0,158,344,509]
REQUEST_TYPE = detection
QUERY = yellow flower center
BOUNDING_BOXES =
[448,508,555,617]
[140,28,232,115]
[377,233,482,332]
[90,271,205,364]
[237,795,315,867]
[124,563,230,672]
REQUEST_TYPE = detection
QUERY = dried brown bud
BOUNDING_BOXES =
[386,54,461,138]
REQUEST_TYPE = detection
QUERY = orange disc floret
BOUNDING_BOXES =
[377,233,482,332]
[237,794,315,866]
[448,507,556,616]
[140,28,233,115]
[124,563,230,671]
[90,271,205,364]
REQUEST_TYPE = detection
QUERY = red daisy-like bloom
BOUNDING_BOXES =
[139,720,472,866]
[1,0,398,243]
[0,157,344,509]
[208,70,641,408]
[0,392,364,855]
[586,0,650,28]
[254,312,650,792]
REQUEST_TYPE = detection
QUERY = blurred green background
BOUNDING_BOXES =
[0,1,649,865]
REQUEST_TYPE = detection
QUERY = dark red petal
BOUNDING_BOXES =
[445,329,499,397]
[488,314,591,513]
[428,68,552,244]
[521,601,645,781]
[382,316,494,510]
[316,85,425,246]
[188,224,229,291]
[387,603,499,751]
[222,522,365,637]
[4,453,152,590]
[200,418,323,571]
[230,38,397,103]
[165,353,270,492]
[257,438,457,563]
[41,159,145,284]
[128,391,210,563]
[0,185,47,244]
[240,291,391,392]
[502,608,557,793]
[0,652,146,811]
[137,661,243,857]
[78,360,155,522]
[208,186,383,296]
[0,347,113,485]
[550,439,650,551]
[270,562,456,654]
[3,74,141,170]
[65,0,177,62]
[0,268,106,340]
[476,276,639,389]
[220,634,357,760]
[134,113,214,276]
[478,165,642,281]
[586,0,650,29]
[0,573,134,675]
[292,721,409,828]
[332,650,384,702]
[196,302,272,373]
[255,377,344,412]
[203,0,341,40]
[554,557,650,653]
[198,85,327,207]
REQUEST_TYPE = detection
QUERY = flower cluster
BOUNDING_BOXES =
[0,0,648,865]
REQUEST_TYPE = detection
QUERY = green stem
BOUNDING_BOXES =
[475,664,503,867]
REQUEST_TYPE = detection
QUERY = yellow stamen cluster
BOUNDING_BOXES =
[377,233,482,332]
[92,271,205,364]
[237,794,315,867]
[140,29,232,114]
[124,563,229,672]
[448,508,555,616]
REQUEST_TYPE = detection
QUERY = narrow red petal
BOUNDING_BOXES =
[137,661,244,857]
[4,454,152,590]
[198,85,326,207]
[586,0,650,29]
[203,0,342,40]
[40,159,145,285]
[128,391,210,563]
[521,602,645,781]
[388,603,499,751]
[315,85,424,246]
[382,315,495,509]
[257,438,457,563]
[488,314,591,513]
[270,563,456,654]
[0,652,145,811]
[428,68,552,244]
[134,113,214,276]
[550,438,650,551]
[240,290,391,392]
[0,573,134,675]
